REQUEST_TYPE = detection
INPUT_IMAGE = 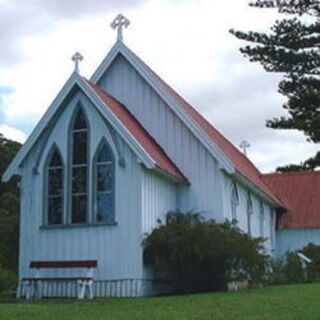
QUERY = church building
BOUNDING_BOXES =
[3,14,315,298]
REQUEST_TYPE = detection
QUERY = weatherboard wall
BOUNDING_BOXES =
[141,168,178,234]
[98,54,224,221]
[222,174,276,254]
[96,53,278,253]
[276,229,320,257]
[18,89,151,296]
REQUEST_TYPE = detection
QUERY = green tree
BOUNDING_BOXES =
[0,133,21,294]
[230,0,320,172]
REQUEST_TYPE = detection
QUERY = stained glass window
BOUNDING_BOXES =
[231,183,239,222]
[259,201,264,237]
[71,108,88,224]
[47,148,63,225]
[247,194,253,236]
[95,141,114,223]
[270,208,274,248]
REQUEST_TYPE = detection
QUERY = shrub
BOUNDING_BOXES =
[271,244,320,285]
[300,243,320,282]
[282,252,305,284]
[143,211,269,294]
[0,265,17,297]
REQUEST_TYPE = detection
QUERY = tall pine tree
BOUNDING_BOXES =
[230,0,320,172]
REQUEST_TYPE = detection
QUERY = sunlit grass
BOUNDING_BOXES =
[1,284,320,320]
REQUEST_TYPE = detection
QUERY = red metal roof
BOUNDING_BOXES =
[86,80,188,184]
[262,171,320,229]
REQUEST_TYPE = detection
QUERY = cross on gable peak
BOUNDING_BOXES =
[111,14,130,42]
[239,140,251,156]
[71,52,84,73]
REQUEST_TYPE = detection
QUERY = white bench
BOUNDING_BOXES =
[19,260,97,299]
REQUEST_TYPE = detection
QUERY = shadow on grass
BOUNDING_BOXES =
[0,298,88,305]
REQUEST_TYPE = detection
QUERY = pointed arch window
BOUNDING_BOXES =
[269,208,275,248]
[247,193,253,236]
[46,147,64,225]
[231,183,239,222]
[259,201,265,237]
[94,139,115,223]
[70,107,89,224]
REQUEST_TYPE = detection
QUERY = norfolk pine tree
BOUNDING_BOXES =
[230,0,320,171]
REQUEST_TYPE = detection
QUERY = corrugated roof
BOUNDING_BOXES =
[262,171,320,229]
[87,80,188,184]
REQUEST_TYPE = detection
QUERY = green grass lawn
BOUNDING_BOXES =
[1,284,320,320]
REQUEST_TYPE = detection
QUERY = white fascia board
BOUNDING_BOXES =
[90,42,235,174]
[233,171,283,209]
[153,166,189,185]
[90,41,123,82]
[2,72,79,182]
[79,77,156,170]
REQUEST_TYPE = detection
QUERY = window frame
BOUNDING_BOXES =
[68,104,90,225]
[43,144,65,226]
[92,138,116,224]
[259,201,265,237]
[230,182,239,222]
[247,193,253,236]
[269,207,274,248]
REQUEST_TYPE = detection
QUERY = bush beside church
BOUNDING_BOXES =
[143,211,270,294]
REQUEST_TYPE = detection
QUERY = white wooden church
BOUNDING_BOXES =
[3,15,295,298]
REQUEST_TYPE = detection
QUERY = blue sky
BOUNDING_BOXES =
[0,0,318,172]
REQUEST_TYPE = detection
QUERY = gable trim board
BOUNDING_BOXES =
[2,72,187,185]
[90,41,284,209]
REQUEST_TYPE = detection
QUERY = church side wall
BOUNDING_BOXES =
[276,229,320,258]
[18,91,146,297]
[140,169,179,295]
[222,174,276,255]
[98,55,224,221]
[141,169,178,234]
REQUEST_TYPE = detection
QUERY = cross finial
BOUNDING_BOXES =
[111,14,130,42]
[71,52,83,73]
[239,140,251,156]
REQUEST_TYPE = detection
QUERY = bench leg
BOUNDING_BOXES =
[77,280,94,299]
[88,280,94,299]
[77,280,85,299]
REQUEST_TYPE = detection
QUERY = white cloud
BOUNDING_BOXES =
[0,124,27,143]
[1,0,317,172]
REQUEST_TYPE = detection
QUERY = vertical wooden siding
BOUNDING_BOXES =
[98,54,223,221]
[19,90,145,294]
[276,229,320,258]
[223,174,276,255]
[141,169,178,234]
